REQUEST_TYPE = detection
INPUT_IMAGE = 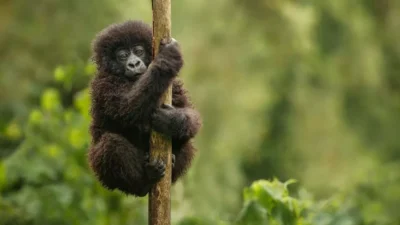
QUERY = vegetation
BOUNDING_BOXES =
[1,0,399,224]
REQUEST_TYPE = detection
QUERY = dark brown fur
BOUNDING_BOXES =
[88,20,201,197]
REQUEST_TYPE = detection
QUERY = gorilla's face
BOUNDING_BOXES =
[92,20,153,79]
[115,45,148,78]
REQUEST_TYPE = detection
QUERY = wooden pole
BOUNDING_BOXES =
[149,0,172,225]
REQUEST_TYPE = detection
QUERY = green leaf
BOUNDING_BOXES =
[84,62,96,76]
[41,88,61,112]
[74,89,90,115]
[28,109,43,125]
[238,179,305,225]
[44,144,62,159]
[54,66,66,82]
[68,128,86,149]
[236,201,269,225]
[4,122,21,140]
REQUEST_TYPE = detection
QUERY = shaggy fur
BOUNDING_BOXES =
[88,20,201,197]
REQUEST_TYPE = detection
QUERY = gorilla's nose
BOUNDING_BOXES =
[128,60,141,69]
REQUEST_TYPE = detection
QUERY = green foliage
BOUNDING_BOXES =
[1,0,400,224]
[235,179,368,225]
[236,179,308,225]
[0,0,115,106]
[236,179,301,225]
[0,64,149,225]
[178,217,229,225]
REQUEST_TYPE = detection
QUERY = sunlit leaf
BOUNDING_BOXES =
[45,144,61,158]
[85,62,96,76]
[28,109,43,125]
[41,88,61,112]
[68,128,86,149]
[236,201,268,225]
[4,122,21,140]
[54,66,66,82]
[74,89,90,116]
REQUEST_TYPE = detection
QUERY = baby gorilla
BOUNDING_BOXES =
[88,20,201,197]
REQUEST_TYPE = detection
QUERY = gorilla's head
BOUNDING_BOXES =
[92,20,153,79]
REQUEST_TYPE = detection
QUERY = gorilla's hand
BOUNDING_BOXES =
[157,38,183,76]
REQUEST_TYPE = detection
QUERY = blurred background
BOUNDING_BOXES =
[0,0,399,224]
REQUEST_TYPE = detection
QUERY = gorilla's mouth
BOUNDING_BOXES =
[125,67,146,78]
[125,70,143,78]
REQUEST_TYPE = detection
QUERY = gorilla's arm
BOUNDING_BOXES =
[152,80,201,183]
[152,105,201,140]
[152,80,201,140]
[125,40,183,121]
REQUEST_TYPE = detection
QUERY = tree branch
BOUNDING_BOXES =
[149,0,172,225]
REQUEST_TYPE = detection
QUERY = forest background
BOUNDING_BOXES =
[0,0,399,224]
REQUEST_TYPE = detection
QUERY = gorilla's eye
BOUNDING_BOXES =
[116,50,129,61]
[134,46,145,56]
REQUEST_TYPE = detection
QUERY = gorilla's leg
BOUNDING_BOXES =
[89,132,165,197]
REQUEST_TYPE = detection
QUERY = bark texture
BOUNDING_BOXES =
[149,0,172,225]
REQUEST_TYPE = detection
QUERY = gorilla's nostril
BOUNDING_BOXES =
[134,61,140,67]
[128,63,135,68]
